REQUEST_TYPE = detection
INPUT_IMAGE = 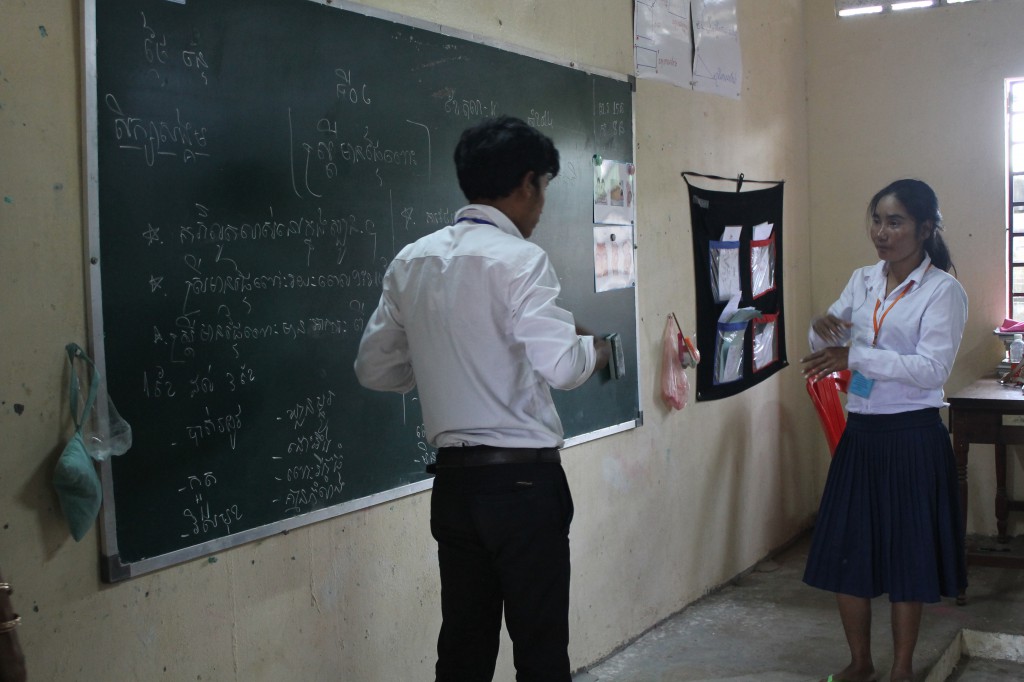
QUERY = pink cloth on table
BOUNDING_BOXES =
[998,318,1024,333]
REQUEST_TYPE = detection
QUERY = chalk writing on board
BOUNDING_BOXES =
[187,365,215,398]
[442,88,498,121]
[105,94,210,166]
[178,471,243,538]
[304,130,420,181]
[143,223,162,246]
[282,474,345,514]
[140,12,168,67]
[405,120,432,181]
[140,11,210,86]
[595,100,628,139]
[425,207,456,225]
[180,269,385,297]
[335,68,372,105]
[401,395,436,466]
[223,365,256,392]
[413,422,436,467]
[286,391,335,429]
[185,404,242,449]
[278,390,346,515]
[597,101,625,116]
[528,109,553,128]
[142,365,177,398]
[152,316,361,363]
[181,51,209,85]
[291,110,421,197]
[175,205,382,246]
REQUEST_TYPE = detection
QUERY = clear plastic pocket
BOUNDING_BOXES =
[714,320,748,385]
[750,235,776,299]
[709,239,741,303]
[752,314,779,372]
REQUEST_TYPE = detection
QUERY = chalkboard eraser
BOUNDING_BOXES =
[605,333,625,380]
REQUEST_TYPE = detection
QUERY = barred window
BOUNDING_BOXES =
[1009,79,1024,318]
[835,0,982,17]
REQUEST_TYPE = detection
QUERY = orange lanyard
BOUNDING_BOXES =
[871,265,930,348]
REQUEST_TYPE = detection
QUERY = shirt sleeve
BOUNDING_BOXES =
[848,278,968,390]
[511,250,596,390]
[353,265,417,393]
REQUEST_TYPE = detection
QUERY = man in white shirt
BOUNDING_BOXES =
[355,116,610,682]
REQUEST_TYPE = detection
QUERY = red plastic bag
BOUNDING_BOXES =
[660,316,689,410]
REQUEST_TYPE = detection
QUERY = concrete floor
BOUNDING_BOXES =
[574,533,1024,682]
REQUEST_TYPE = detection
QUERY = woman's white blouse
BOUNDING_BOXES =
[808,255,968,414]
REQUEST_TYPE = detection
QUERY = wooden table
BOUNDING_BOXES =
[948,377,1024,576]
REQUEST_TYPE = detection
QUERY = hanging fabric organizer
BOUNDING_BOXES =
[682,172,788,401]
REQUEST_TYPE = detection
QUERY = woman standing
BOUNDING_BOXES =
[801,179,968,682]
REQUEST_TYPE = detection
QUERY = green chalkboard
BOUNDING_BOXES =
[86,0,639,581]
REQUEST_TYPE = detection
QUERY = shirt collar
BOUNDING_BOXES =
[868,253,933,294]
[453,204,523,240]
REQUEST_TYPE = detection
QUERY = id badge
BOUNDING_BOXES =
[848,370,875,398]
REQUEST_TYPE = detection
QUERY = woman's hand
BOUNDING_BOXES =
[801,346,850,382]
[811,314,852,345]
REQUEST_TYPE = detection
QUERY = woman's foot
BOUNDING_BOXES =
[819,663,877,682]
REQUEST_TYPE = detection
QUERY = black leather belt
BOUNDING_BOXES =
[428,445,560,472]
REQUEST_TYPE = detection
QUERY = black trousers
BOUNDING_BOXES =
[430,460,574,682]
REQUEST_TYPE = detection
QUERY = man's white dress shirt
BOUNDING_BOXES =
[355,204,597,448]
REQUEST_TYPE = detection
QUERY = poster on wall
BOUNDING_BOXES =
[593,225,636,292]
[593,159,636,225]
[634,0,693,89]
[691,0,742,99]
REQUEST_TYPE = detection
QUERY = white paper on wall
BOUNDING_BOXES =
[594,225,636,293]
[634,0,694,89]
[691,0,742,99]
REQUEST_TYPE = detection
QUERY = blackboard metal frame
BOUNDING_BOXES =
[82,0,641,581]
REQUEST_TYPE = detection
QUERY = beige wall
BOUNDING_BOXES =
[0,1,818,679]
[806,0,1024,536]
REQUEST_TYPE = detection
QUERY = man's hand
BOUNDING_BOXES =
[576,324,611,372]
[593,336,611,372]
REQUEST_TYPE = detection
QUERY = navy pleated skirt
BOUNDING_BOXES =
[803,408,967,603]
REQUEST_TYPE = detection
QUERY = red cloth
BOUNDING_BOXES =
[998,318,1024,333]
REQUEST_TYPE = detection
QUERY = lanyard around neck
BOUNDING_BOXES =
[456,216,497,227]
[871,264,930,348]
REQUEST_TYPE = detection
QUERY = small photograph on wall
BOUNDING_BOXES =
[594,225,635,292]
[593,159,635,225]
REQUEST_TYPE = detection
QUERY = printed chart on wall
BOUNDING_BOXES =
[634,0,741,99]
[692,0,742,99]
[84,0,640,580]
[633,0,693,89]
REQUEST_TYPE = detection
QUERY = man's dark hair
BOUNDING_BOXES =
[454,115,560,201]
